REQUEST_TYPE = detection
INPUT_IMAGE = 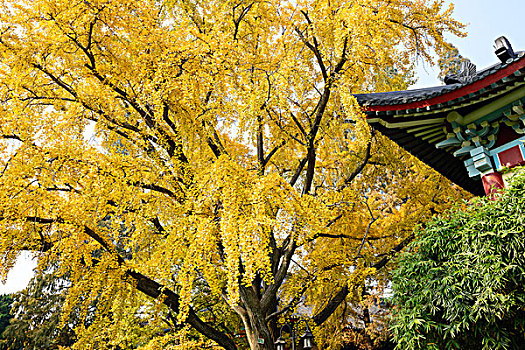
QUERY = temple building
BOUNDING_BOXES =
[355,36,525,197]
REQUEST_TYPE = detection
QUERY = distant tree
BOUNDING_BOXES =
[391,169,525,350]
[0,294,13,350]
[1,269,162,350]
[1,272,77,350]
[437,44,467,81]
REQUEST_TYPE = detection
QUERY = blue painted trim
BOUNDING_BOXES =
[493,154,503,170]
[491,136,525,171]
[489,136,525,156]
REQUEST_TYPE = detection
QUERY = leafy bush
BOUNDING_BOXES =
[391,169,525,350]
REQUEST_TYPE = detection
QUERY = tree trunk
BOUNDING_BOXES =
[236,285,276,350]
[241,308,276,350]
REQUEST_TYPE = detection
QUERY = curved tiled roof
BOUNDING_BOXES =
[354,85,457,106]
[355,52,525,109]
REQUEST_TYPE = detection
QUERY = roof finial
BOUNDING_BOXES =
[444,59,477,85]
[494,36,516,63]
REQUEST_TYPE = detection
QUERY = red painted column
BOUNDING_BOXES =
[481,171,505,199]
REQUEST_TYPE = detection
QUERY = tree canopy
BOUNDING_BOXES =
[1,265,166,350]
[391,169,525,350]
[0,0,465,349]
[0,294,12,348]
[1,271,79,350]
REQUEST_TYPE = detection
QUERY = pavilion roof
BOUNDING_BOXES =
[356,44,525,196]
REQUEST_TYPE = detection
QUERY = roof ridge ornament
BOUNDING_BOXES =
[494,36,516,63]
[444,59,477,85]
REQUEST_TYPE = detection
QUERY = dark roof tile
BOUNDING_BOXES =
[355,52,525,107]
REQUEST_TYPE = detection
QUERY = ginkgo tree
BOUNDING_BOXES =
[0,0,466,349]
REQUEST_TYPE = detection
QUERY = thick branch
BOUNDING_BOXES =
[339,136,373,190]
[257,115,265,174]
[13,216,236,350]
[312,233,415,325]
[302,147,316,195]
[260,240,296,311]
[262,140,285,168]
[134,182,178,198]
[295,12,328,81]
[290,157,307,187]
[371,233,414,270]
[312,285,349,326]
[127,270,237,350]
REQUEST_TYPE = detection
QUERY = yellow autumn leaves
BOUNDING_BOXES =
[0,0,467,348]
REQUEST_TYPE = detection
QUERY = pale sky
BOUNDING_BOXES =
[414,0,525,88]
[2,0,525,295]
[0,252,37,294]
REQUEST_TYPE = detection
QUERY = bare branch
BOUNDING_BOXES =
[339,131,374,190]
[290,157,307,187]
[356,200,378,258]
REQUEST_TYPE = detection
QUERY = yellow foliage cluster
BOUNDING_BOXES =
[0,0,466,348]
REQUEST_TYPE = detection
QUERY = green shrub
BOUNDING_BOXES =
[391,169,525,350]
